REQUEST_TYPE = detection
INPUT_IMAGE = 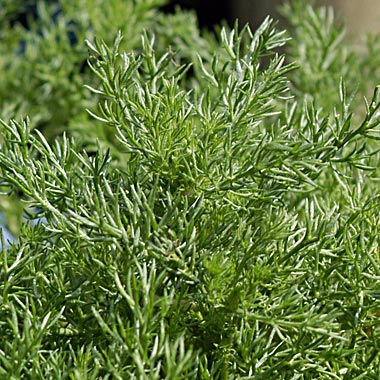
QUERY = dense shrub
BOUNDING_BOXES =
[1,0,380,378]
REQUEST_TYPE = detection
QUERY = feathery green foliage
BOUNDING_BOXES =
[1,0,380,378]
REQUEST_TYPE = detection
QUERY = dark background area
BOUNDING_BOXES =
[162,0,287,38]
[162,0,285,31]
[162,0,232,29]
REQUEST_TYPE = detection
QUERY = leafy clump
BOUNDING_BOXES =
[1,0,380,378]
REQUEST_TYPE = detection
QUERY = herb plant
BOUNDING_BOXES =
[1,0,380,378]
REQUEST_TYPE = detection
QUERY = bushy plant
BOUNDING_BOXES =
[1,0,380,378]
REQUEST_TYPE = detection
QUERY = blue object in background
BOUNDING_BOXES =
[0,227,14,249]
[0,213,15,249]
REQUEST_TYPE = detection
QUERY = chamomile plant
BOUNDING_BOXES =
[1,0,380,378]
